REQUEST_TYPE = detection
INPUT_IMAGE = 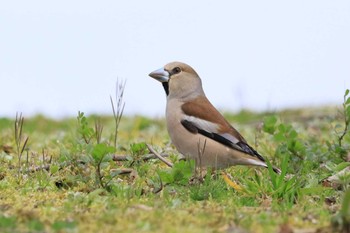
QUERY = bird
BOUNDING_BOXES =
[149,61,281,174]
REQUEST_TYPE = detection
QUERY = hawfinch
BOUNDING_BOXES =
[149,62,281,174]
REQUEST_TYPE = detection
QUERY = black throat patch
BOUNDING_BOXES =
[162,82,169,96]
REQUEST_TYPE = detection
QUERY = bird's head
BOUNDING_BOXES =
[149,61,204,99]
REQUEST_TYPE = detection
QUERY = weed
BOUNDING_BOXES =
[338,89,350,147]
[14,112,29,182]
[332,189,350,233]
[110,79,126,148]
[51,220,77,232]
[1,93,350,232]
[77,111,94,144]
[158,160,194,186]
[266,154,300,208]
[92,143,116,188]
[0,216,17,231]
[189,173,227,201]
[94,118,104,144]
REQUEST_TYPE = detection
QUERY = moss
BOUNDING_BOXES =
[0,106,348,232]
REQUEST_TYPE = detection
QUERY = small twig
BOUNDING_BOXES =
[95,155,107,189]
[146,144,173,168]
[119,168,135,175]
[113,153,169,161]
[25,149,29,173]
[338,114,349,147]
[109,168,135,175]
[20,165,51,173]
[42,148,45,164]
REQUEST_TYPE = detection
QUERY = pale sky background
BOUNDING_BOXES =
[1,1,349,118]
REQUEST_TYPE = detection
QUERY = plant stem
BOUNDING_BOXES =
[110,79,126,148]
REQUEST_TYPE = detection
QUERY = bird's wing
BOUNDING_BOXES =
[181,96,266,162]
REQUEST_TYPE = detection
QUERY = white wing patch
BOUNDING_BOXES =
[220,133,240,144]
[183,115,219,133]
[182,116,240,145]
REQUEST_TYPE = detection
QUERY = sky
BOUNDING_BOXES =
[1,1,349,118]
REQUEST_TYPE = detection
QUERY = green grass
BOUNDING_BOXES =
[0,99,350,232]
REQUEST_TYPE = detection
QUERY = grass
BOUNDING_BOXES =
[0,92,349,232]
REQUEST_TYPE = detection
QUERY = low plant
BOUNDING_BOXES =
[110,79,126,148]
[332,189,350,233]
[14,112,29,183]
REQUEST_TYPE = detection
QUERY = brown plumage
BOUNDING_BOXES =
[181,97,246,142]
[149,61,280,173]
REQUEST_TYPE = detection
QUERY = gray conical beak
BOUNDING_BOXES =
[149,68,169,82]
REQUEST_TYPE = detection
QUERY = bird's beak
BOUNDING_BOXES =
[149,68,169,82]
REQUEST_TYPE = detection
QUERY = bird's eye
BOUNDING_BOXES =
[172,67,181,74]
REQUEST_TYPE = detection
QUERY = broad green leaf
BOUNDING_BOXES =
[346,106,350,117]
[278,124,286,133]
[346,97,350,105]
[293,140,305,153]
[263,116,277,134]
[130,142,147,155]
[335,162,350,172]
[50,164,59,174]
[289,129,298,139]
[340,190,350,219]
[27,220,44,232]
[0,216,17,229]
[273,132,285,142]
[265,158,277,188]
[51,221,76,231]
[92,143,116,162]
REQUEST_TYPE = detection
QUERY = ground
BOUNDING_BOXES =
[0,106,349,233]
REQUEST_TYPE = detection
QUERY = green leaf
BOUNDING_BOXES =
[346,106,350,117]
[299,187,329,196]
[263,115,277,134]
[345,89,349,98]
[52,221,76,231]
[266,158,277,189]
[130,142,147,155]
[50,164,59,174]
[346,97,350,105]
[293,140,305,153]
[0,216,17,229]
[278,124,286,133]
[92,143,116,162]
[289,129,298,139]
[335,162,350,172]
[273,132,285,142]
[77,111,84,119]
[276,153,290,187]
[27,220,44,232]
[158,170,174,184]
[340,190,350,221]
[158,160,193,185]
